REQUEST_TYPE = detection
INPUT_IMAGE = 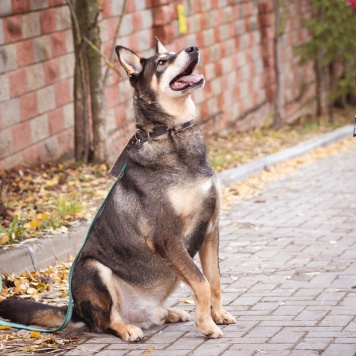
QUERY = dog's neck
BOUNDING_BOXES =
[157,95,196,126]
[134,94,196,131]
[134,120,195,142]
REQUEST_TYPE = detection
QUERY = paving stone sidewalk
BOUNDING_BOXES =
[36,140,356,355]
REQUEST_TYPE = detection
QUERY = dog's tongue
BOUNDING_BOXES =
[171,74,204,90]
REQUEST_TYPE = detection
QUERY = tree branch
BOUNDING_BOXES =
[103,0,128,85]
[65,0,81,45]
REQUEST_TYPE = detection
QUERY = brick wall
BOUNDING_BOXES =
[0,0,315,170]
[0,0,75,169]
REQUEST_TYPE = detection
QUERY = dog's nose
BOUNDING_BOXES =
[185,46,199,53]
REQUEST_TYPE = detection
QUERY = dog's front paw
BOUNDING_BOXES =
[211,309,236,325]
[117,324,144,342]
[197,318,223,338]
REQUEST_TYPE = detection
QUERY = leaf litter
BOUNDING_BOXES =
[0,163,111,247]
[0,261,81,354]
[221,137,355,209]
[0,117,354,353]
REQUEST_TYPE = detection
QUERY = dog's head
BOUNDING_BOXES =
[115,38,205,128]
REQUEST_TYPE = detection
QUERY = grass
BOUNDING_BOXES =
[0,196,83,245]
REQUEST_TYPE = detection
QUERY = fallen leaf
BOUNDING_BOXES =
[0,234,9,245]
[47,292,62,299]
[29,220,41,229]
[30,331,41,339]
[26,287,37,295]
[142,347,156,354]
[183,299,195,304]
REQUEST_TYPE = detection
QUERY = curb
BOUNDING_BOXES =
[0,223,89,275]
[217,125,353,187]
[0,125,353,274]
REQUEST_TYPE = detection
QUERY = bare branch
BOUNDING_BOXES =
[103,0,128,85]
[65,0,81,45]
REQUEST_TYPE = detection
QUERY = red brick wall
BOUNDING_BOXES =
[0,0,315,170]
[0,0,74,169]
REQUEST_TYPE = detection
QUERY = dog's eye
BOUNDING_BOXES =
[157,60,166,66]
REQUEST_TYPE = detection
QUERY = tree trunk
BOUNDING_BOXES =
[273,0,285,130]
[328,61,335,124]
[69,0,107,163]
[87,1,107,163]
[73,50,90,163]
[313,5,324,124]
[71,0,90,163]
[314,58,322,124]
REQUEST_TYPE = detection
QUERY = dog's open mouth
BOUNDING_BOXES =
[170,60,205,91]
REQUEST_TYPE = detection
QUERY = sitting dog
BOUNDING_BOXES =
[0,38,236,342]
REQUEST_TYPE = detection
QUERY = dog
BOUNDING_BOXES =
[0,38,236,342]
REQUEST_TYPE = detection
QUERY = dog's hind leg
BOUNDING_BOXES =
[72,260,143,342]
[166,308,190,323]
[109,320,144,342]
[199,226,236,325]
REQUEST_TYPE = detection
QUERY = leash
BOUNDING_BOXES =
[0,163,127,333]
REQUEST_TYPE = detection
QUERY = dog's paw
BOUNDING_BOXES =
[166,308,190,323]
[118,324,144,342]
[197,318,223,338]
[211,309,236,325]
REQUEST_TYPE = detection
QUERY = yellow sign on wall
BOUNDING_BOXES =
[177,4,188,34]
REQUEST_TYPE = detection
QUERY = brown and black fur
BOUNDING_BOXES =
[0,38,236,342]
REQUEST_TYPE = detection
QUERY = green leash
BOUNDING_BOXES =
[0,163,127,333]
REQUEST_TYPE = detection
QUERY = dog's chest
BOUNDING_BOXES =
[167,177,215,220]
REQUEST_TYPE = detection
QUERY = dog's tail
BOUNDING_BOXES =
[0,297,81,328]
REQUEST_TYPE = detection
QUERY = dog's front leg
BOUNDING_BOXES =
[155,241,223,338]
[199,227,237,326]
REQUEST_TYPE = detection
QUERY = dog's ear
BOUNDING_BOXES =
[115,45,143,78]
[155,36,168,54]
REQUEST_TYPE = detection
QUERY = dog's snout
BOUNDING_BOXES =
[185,46,199,53]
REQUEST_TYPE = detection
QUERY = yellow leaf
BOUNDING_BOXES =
[29,220,41,229]
[45,177,58,189]
[183,299,195,304]
[19,283,27,291]
[26,287,37,295]
[30,331,41,339]
[142,348,156,355]
[0,234,9,245]
[0,326,11,330]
